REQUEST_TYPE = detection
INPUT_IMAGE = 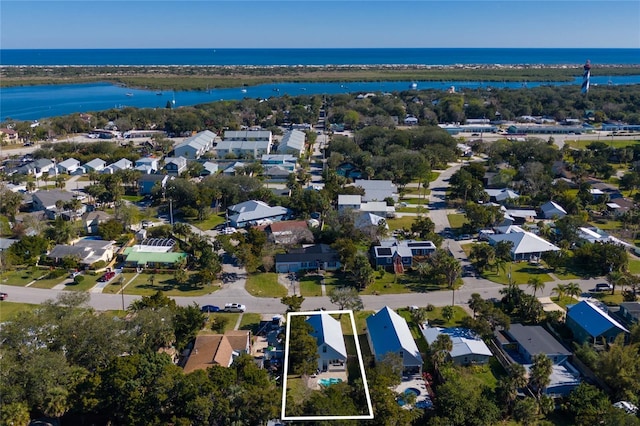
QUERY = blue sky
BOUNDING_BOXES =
[1,1,639,49]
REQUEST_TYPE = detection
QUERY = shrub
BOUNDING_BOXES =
[46,269,67,279]
[91,260,107,270]
[73,275,85,285]
[426,304,435,311]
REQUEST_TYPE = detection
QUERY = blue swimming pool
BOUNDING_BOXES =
[318,378,343,386]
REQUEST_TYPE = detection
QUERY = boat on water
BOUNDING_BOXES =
[156,91,163,96]
[409,81,418,89]
[126,93,134,97]
[241,88,247,93]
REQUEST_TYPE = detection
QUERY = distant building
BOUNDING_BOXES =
[275,244,341,273]
[277,129,306,156]
[371,239,436,271]
[138,174,171,195]
[47,239,116,266]
[83,158,107,173]
[164,156,188,175]
[174,130,216,159]
[227,200,288,228]
[540,201,567,219]
[354,179,398,202]
[32,190,76,211]
[57,158,81,174]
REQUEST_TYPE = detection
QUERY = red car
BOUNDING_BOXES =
[98,271,116,282]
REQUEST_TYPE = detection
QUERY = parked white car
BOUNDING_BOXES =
[224,303,246,313]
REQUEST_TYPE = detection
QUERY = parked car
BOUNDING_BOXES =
[0,292,7,301]
[224,303,246,313]
[69,271,81,278]
[201,305,220,313]
[222,227,237,235]
[593,283,613,292]
[98,271,116,282]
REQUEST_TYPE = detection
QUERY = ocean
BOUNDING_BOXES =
[1,48,639,121]
[1,48,639,66]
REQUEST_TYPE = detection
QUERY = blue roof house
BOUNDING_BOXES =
[366,306,422,374]
[306,312,347,372]
[566,301,629,345]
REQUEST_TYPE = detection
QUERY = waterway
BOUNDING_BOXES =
[2,75,640,121]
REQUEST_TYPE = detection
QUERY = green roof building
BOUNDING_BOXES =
[123,248,187,268]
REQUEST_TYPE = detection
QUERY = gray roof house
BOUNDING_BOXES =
[134,157,159,174]
[138,174,171,195]
[618,302,640,326]
[354,179,399,202]
[0,238,19,252]
[499,323,581,397]
[83,158,107,172]
[201,161,219,176]
[174,130,215,159]
[32,190,76,211]
[306,312,347,372]
[47,239,116,266]
[227,200,288,228]
[489,225,560,261]
[164,157,188,175]
[422,327,492,366]
[277,129,306,156]
[275,244,341,273]
[82,210,113,234]
[366,306,422,374]
[110,158,133,172]
[485,188,520,203]
[540,201,567,219]
[57,158,81,174]
[337,194,394,218]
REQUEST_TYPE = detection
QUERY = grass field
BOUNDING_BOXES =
[189,213,226,231]
[101,272,140,294]
[29,275,67,289]
[202,313,240,333]
[0,301,39,322]
[1,268,49,287]
[446,213,468,230]
[564,139,640,150]
[480,263,553,286]
[627,259,640,274]
[120,272,219,296]
[238,313,262,333]
[63,273,103,292]
[386,216,417,231]
[245,273,287,298]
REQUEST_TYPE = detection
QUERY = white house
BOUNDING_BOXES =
[174,130,216,159]
[83,158,107,172]
[277,129,306,156]
[306,312,348,372]
[366,306,423,374]
[217,130,273,158]
[227,200,289,228]
[422,327,492,366]
[110,158,133,172]
[489,225,560,261]
[354,179,399,202]
[134,157,159,174]
[47,239,116,266]
[337,194,394,218]
[540,201,567,219]
[57,158,81,174]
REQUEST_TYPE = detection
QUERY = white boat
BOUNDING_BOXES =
[409,81,418,89]
[125,93,134,97]
[241,88,247,93]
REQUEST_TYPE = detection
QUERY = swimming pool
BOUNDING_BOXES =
[318,378,343,386]
[397,388,422,407]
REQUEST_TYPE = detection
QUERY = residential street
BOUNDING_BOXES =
[0,152,616,316]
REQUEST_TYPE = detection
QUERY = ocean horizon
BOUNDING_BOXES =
[1,48,639,66]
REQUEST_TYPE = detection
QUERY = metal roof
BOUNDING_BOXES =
[506,324,571,358]
[567,301,629,338]
[366,306,422,367]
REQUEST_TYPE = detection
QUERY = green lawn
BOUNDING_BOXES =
[1,268,49,287]
[29,275,67,289]
[551,296,580,309]
[189,213,226,231]
[0,301,39,322]
[121,272,219,296]
[589,220,623,231]
[589,291,624,306]
[480,263,553,286]
[548,267,581,280]
[396,206,429,214]
[386,216,416,231]
[447,213,468,230]
[202,313,240,333]
[628,259,640,274]
[63,273,102,292]
[564,139,640,150]
[245,273,287,298]
[122,195,144,202]
[238,313,262,333]
[101,272,139,294]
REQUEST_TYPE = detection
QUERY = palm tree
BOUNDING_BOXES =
[551,284,566,302]
[565,282,582,300]
[606,271,628,296]
[430,334,453,370]
[527,276,545,297]
[529,354,552,399]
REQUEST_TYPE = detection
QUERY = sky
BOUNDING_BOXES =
[1,1,639,49]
